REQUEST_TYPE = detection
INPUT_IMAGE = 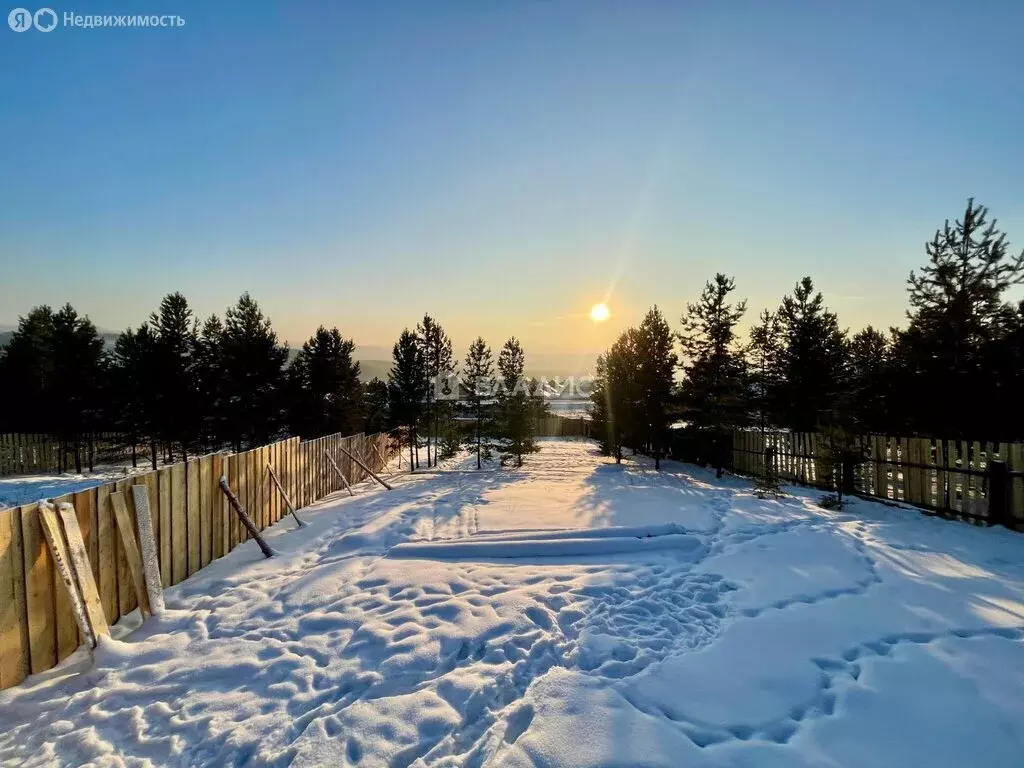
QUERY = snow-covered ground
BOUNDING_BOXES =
[0,466,148,509]
[1,438,1022,767]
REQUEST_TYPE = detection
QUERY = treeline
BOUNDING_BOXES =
[592,199,1024,472]
[0,295,549,473]
[384,317,550,470]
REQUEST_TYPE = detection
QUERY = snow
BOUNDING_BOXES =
[1,438,1022,767]
[0,466,147,509]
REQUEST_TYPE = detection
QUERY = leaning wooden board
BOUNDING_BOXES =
[57,503,110,642]
[38,502,94,650]
[110,491,152,617]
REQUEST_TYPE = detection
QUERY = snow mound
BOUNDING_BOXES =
[388,532,705,561]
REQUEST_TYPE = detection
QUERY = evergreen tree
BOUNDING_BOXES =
[497,337,537,466]
[49,305,107,472]
[388,329,427,470]
[0,306,56,434]
[591,329,640,462]
[899,199,1024,437]
[848,326,891,434]
[746,309,783,434]
[148,293,200,461]
[988,301,1024,440]
[194,315,227,452]
[362,377,391,435]
[416,315,455,467]
[461,337,494,469]
[288,326,363,438]
[679,275,748,476]
[220,293,289,451]
[635,307,677,470]
[110,324,161,468]
[776,277,849,433]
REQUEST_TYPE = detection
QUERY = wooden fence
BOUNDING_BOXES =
[0,433,148,477]
[536,415,592,438]
[0,430,394,691]
[732,430,1024,527]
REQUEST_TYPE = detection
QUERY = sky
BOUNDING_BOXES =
[1,0,1022,369]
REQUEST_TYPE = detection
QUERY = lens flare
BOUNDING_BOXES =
[590,303,610,322]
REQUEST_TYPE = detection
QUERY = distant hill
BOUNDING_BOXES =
[357,359,391,383]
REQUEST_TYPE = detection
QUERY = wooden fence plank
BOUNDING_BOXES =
[187,460,201,576]
[211,454,224,559]
[21,502,55,674]
[0,506,29,688]
[72,487,98,608]
[199,456,213,568]
[230,453,242,550]
[157,467,172,587]
[49,493,79,660]
[113,480,138,618]
[57,504,109,641]
[95,483,118,624]
[38,502,92,654]
[170,463,187,584]
[1010,443,1024,526]
[110,492,152,617]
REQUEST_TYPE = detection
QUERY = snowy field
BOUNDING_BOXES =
[1,438,1023,767]
[0,467,148,510]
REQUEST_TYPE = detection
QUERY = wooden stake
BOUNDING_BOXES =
[218,476,275,558]
[38,501,96,648]
[110,492,153,617]
[266,463,305,527]
[129,485,165,614]
[56,503,110,641]
[373,443,392,477]
[324,451,355,497]
[338,445,393,490]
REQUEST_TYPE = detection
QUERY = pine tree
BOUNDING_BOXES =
[49,305,107,472]
[848,326,891,434]
[220,294,289,451]
[635,307,677,470]
[0,306,56,434]
[149,293,200,461]
[416,315,455,467]
[111,324,161,468]
[362,377,391,435]
[388,329,427,470]
[776,277,849,433]
[591,329,640,462]
[746,309,783,434]
[899,199,1024,437]
[497,337,537,466]
[288,326,363,438]
[194,315,227,452]
[461,337,494,469]
[679,275,748,476]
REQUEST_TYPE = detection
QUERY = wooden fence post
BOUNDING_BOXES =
[988,460,1012,528]
[218,476,274,558]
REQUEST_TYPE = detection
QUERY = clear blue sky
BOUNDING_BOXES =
[1,0,1021,364]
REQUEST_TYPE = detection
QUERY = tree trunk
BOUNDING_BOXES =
[150,438,158,470]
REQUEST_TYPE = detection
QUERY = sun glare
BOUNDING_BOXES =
[590,303,610,322]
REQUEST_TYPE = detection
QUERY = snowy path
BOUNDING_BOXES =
[1,439,1023,767]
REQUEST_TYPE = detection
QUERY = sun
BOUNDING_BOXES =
[589,303,610,323]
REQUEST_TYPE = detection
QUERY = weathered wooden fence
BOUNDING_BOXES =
[0,433,148,476]
[0,430,395,691]
[535,416,592,438]
[732,430,1024,528]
